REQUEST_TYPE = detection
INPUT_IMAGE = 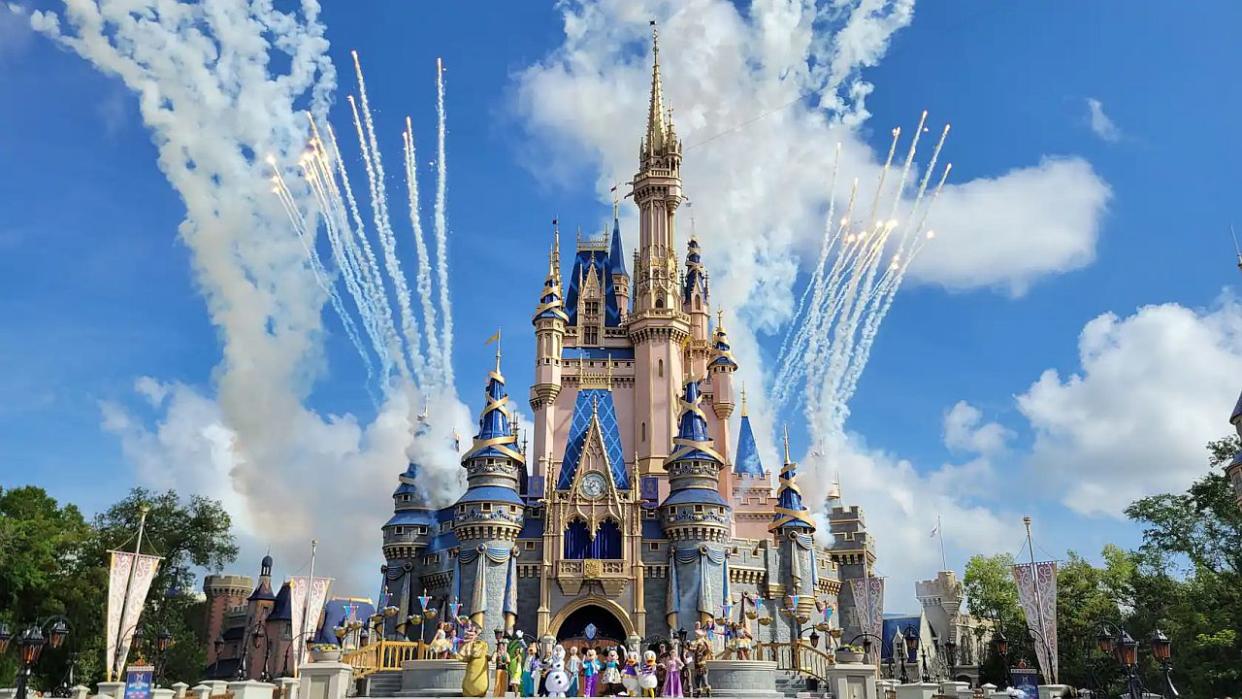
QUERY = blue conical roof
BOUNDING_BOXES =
[682,237,707,303]
[734,413,764,477]
[608,217,628,277]
[667,377,724,465]
[770,429,815,532]
[462,357,525,464]
[710,318,738,369]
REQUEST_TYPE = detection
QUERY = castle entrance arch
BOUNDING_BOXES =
[549,597,634,651]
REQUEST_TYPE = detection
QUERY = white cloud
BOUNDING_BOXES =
[1086,97,1121,143]
[911,157,1111,296]
[1018,296,1242,516]
[943,400,1011,455]
[36,1,474,594]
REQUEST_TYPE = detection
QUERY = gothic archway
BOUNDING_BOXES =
[553,604,627,651]
[547,596,636,651]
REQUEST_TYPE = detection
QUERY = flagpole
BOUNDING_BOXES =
[1024,515,1053,683]
[297,539,318,678]
[109,505,149,682]
[938,514,948,572]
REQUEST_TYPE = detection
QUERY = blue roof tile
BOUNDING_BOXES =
[557,388,628,490]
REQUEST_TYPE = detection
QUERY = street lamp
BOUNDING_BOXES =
[154,629,173,686]
[1150,629,1177,698]
[6,617,72,699]
[992,630,1010,686]
[1094,622,1174,699]
[899,625,918,684]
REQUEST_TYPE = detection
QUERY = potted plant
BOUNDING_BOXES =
[310,643,343,662]
[835,644,864,663]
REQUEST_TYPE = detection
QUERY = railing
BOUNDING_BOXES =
[340,640,424,677]
[756,641,834,684]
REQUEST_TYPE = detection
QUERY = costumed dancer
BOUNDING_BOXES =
[567,646,582,697]
[600,648,622,696]
[545,644,570,698]
[507,631,527,696]
[456,622,491,698]
[493,633,511,697]
[430,622,453,658]
[582,648,600,698]
[661,641,685,698]
[638,651,658,698]
[621,647,639,696]
[691,628,713,697]
[733,623,753,661]
[521,643,542,697]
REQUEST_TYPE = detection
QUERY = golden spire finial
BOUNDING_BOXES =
[716,309,724,331]
[782,425,791,464]
[551,218,561,280]
[612,182,621,220]
[493,328,503,374]
[740,384,748,416]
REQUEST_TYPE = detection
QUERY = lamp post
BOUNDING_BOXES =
[4,616,72,699]
[900,625,918,684]
[993,630,1010,688]
[1095,622,1176,699]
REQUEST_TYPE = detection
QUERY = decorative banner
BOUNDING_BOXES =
[289,575,334,670]
[1012,561,1058,683]
[848,577,885,666]
[106,551,161,680]
[123,665,154,699]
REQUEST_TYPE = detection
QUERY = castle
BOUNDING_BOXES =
[378,30,878,651]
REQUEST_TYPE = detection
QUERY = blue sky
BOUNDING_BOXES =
[2,1,1241,603]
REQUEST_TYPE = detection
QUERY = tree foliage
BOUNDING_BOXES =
[0,487,237,690]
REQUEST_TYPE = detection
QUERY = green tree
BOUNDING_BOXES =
[1122,435,1242,697]
[963,553,1036,685]
[0,486,238,690]
[86,488,238,685]
[0,487,95,688]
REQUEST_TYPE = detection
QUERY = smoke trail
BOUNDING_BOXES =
[433,58,455,388]
[403,121,442,385]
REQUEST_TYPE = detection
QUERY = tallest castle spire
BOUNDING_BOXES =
[645,21,668,156]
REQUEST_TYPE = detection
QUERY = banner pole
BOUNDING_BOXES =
[1023,515,1052,683]
[109,505,150,682]
[295,539,318,678]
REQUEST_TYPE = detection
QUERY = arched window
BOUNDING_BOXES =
[658,359,664,377]
[641,422,647,442]
[694,296,701,310]
[656,298,665,309]
[564,520,591,559]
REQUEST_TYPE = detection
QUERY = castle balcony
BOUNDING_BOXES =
[554,558,628,597]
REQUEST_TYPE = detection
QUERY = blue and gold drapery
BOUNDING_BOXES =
[456,545,516,619]
[667,545,727,628]
[790,532,819,595]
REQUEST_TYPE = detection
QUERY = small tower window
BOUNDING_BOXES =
[656,298,665,309]
[658,359,664,377]
[641,422,647,442]
[694,296,701,310]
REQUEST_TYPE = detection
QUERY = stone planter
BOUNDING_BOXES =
[309,648,342,663]
[837,649,864,663]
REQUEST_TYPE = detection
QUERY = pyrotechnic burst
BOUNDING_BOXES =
[773,111,951,452]
[270,52,455,397]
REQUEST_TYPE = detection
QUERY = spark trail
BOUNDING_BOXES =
[773,113,952,453]
[269,52,458,398]
[433,58,454,388]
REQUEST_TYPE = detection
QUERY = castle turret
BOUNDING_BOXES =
[630,24,690,478]
[770,430,820,639]
[203,574,251,668]
[661,375,733,628]
[452,352,524,632]
[243,555,277,679]
[660,377,731,545]
[531,223,569,479]
[380,412,438,639]
[609,214,630,321]
[708,313,737,499]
